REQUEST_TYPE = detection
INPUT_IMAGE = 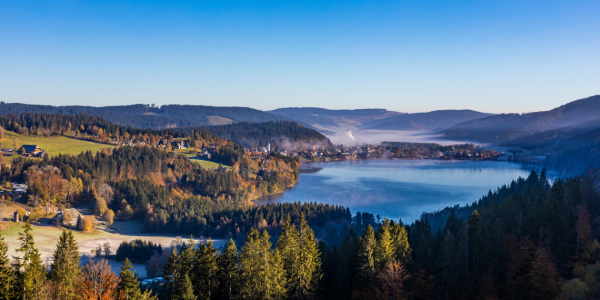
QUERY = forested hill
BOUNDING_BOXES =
[201,121,330,150]
[0,103,292,129]
[441,94,600,143]
[269,107,403,130]
[0,103,199,129]
[365,109,492,130]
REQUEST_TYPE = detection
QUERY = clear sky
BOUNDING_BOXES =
[1,1,599,113]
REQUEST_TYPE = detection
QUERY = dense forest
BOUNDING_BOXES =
[7,146,300,236]
[201,121,330,150]
[0,103,294,130]
[2,166,600,299]
[7,168,598,300]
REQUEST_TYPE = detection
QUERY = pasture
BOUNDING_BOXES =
[0,131,114,164]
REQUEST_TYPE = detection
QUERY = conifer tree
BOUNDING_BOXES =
[276,216,299,294]
[177,274,196,300]
[239,228,270,300]
[15,220,46,300]
[118,258,141,300]
[390,221,412,266]
[194,240,219,300]
[375,220,395,272]
[356,225,377,287]
[270,249,288,300]
[0,233,16,300]
[217,239,239,300]
[49,230,80,299]
[163,249,180,300]
[294,214,321,300]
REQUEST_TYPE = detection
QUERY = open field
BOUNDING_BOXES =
[0,131,114,164]
[175,151,232,170]
[0,220,225,278]
[207,115,234,125]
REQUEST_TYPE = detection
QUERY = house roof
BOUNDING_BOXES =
[19,145,39,153]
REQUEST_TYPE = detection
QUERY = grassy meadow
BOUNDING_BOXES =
[0,131,114,164]
[175,150,232,170]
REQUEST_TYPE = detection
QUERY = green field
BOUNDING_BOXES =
[176,151,232,170]
[0,131,114,164]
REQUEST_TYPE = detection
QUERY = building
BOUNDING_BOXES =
[200,149,212,160]
[18,145,40,155]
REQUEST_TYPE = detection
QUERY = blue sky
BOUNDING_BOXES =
[1,1,599,113]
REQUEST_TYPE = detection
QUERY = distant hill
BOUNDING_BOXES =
[364,110,493,131]
[269,107,403,131]
[0,103,292,129]
[442,95,600,143]
[202,121,330,150]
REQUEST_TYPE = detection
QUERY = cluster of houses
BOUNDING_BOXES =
[0,182,28,199]
[496,148,547,164]
[17,145,47,157]
[2,144,47,158]
[156,139,190,150]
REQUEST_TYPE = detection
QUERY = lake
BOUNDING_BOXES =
[254,159,559,223]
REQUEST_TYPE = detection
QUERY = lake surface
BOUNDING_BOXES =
[254,160,559,223]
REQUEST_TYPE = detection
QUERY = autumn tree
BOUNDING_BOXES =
[78,259,120,300]
[374,261,410,300]
[104,209,115,225]
[79,216,93,232]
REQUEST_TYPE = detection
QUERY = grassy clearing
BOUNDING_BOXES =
[0,221,225,277]
[174,150,232,170]
[207,115,234,125]
[0,131,114,164]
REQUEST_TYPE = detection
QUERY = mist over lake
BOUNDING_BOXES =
[254,159,558,223]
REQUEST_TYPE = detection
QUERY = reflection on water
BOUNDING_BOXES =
[254,160,558,223]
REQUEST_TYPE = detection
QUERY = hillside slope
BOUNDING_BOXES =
[0,103,292,129]
[442,95,600,143]
[269,107,403,131]
[365,109,492,131]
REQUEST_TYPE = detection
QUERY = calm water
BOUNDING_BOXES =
[254,160,559,223]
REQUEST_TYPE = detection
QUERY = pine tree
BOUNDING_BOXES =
[118,258,141,300]
[176,274,196,300]
[0,233,16,300]
[335,227,358,299]
[276,216,299,295]
[375,220,395,272]
[390,222,412,267]
[163,249,180,300]
[294,213,321,300]
[194,240,219,300]
[15,220,46,300]
[356,225,377,287]
[217,239,239,300]
[49,230,80,299]
[270,249,288,300]
[239,228,272,300]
